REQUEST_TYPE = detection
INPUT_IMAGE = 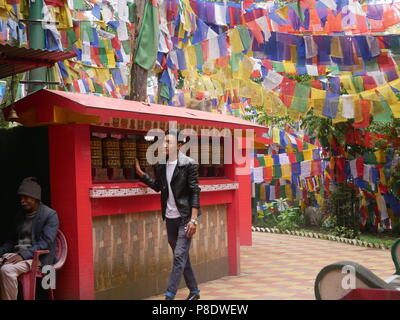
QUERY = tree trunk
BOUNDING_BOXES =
[128,63,148,101]
[127,0,148,102]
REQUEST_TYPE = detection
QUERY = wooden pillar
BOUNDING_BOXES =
[48,124,94,299]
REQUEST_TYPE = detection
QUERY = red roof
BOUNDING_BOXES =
[5,89,267,133]
[0,45,76,79]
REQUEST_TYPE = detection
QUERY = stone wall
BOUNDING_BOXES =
[93,204,228,299]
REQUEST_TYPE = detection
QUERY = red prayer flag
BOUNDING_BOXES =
[264,167,273,181]
[288,152,296,163]
[356,15,368,34]
[246,20,264,44]
[353,99,371,128]
[44,0,64,6]
[356,157,364,178]
[335,158,345,183]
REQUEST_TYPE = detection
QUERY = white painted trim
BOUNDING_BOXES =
[90,183,239,198]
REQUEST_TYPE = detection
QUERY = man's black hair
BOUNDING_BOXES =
[165,129,186,143]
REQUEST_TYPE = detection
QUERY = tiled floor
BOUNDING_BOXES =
[144,232,395,300]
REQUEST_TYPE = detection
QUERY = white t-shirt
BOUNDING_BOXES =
[165,158,181,219]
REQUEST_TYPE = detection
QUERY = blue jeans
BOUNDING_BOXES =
[165,217,199,298]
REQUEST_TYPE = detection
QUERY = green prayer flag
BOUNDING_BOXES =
[255,184,261,199]
[390,35,400,55]
[230,53,241,72]
[327,65,340,75]
[67,29,77,48]
[272,61,284,73]
[194,43,204,66]
[128,2,136,23]
[93,82,104,94]
[352,76,364,93]
[98,48,108,67]
[373,100,393,123]
[366,58,379,72]
[295,152,304,162]
[160,83,170,100]
[237,26,252,51]
[121,40,131,55]
[280,186,286,198]
[273,165,282,178]
[133,1,160,70]
[364,152,376,164]
[291,83,310,113]
[257,156,265,167]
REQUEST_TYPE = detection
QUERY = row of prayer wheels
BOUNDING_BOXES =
[91,134,226,178]
[90,135,154,169]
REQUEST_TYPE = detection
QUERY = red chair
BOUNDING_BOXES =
[18,229,68,300]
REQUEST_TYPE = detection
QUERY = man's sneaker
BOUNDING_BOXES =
[185,292,200,300]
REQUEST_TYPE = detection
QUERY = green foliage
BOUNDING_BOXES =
[332,226,361,239]
[176,70,184,90]
[321,215,337,231]
[256,198,304,230]
[276,206,304,231]
[243,104,296,129]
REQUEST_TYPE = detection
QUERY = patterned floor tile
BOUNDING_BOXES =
[144,232,394,300]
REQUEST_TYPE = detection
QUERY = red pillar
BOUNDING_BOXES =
[237,168,252,247]
[48,124,94,299]
[225,159,240,276]
[233,136,253,247]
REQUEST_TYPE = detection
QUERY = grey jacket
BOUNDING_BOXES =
[139,151,202,224]
[0,203,59,266]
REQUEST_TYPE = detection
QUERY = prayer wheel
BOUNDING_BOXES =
[103,137,121,168]
[137,139,151,168]
[90,137,103,168]
[121,137,136,168]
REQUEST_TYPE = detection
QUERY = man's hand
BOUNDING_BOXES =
[185,222,197,238]
[4,254,23,264]
[135,158,145,177]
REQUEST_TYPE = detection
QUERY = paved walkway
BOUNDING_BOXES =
[145,232,395,300]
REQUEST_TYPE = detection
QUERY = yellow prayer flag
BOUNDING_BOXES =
[264,155,273,167]
[303,150,312,161]
[229,28,244,54]
[331,37,343,58]
[340,75,356,94]
[281,164,292,180]
[375,150,385,163]
[260,184,266,201]
[276,5,289,19]
[285,184,292,200]
[360,89,380,101]
[272,127,280,144]
[332,98,348,123]
[87,78,95,92]
[377,84,398,104]
[390,78,400,91]
[389,102,400,118]
[311,88,326,116]
[283,61,296,74]
[379,168,387,185]
[184,46,197,68]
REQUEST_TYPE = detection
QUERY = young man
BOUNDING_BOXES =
[0,177,59,300]
[135,130,201,300]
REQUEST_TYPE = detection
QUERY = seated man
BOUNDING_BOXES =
[0,177,59,300]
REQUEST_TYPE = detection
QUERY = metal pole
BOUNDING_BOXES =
[28,0,46,93]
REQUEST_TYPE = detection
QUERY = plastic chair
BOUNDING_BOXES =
[391,239,400,275]
[18,229,68,300]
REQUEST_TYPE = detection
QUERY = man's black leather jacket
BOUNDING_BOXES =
[139,151,202,224]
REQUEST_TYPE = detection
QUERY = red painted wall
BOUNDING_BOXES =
[49,124,95,299]
[47,124,254,298]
